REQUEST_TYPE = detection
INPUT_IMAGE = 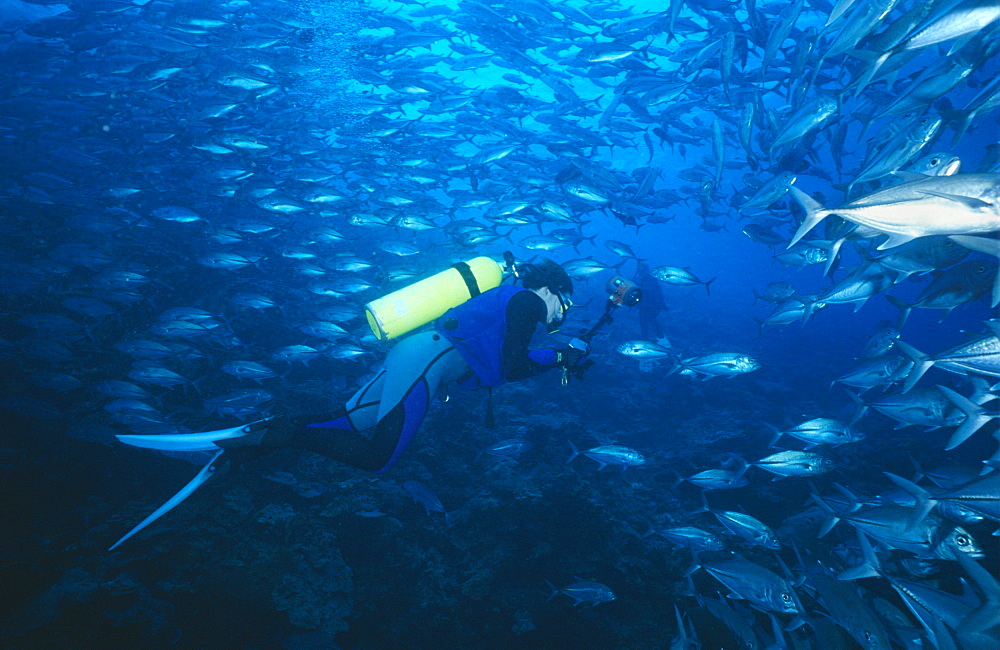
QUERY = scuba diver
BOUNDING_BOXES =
[223,258,583,471]
[633,262,668,344]
[109,255,635,549]
[118,258,585,472]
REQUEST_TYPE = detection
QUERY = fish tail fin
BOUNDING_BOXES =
[693,489,712,516]
[763,422,782,447]
[565,440,580,464]
[703,277,716,297]
[853,50,891,97]
[954,551,1000,633]
[838,530,882,580]
[842,388,868,424]
[810,493,841,538]
[833,482,860,507]
[950,109,975,148]
[885,295,912,331]
[684,550,703,579]
[799,295,820,325]
[907,453,926,483]
[893,340,929,393]
[883,471,936,531]
[545,580,559,602]
[937,384,995,450]
[731,456,750,481]
[662,353,683,377]
[787,185,828,248]
[969,376,994,405]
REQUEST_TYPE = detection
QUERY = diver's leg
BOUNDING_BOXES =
[639,309,653,340]
[290,332,467,471]
[305,369,386,432]
[217,369,388,454]
[300,378,427,471]
[651,312,666,340]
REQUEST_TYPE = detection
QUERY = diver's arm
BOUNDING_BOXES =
[503,291,557,382]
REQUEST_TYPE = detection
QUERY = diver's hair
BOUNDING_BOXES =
[519,258,573,296]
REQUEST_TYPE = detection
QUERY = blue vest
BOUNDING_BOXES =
[436,285,528,388]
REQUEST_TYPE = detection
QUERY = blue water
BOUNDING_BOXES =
[0,0,997,647]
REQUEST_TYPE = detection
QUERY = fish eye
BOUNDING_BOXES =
[781,593,791,602]
[956,534,969,546]
[930,157,941,165]
[864,631,873,642]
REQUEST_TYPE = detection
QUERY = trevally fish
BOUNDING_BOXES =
[403,480,446,516]
[545,579,616,606]
[706,509,782,549]
[859,325,901,358]
[752,281,795,304]
[651,266,716,295]
[870,235,968,280]
[691,555,800,615]
[615,340,672,359]
[740,171,796,211]
[789,174,1000,250]
[566,442,645,470]
[887,259,996,324]
[850,114,942,192]
[765,418,863,448]
[896,321,1000,391]
[679,353,760,379]
[655,526,727,552]
[847,386,965,430]
[885,471,1000,527]
[814,490,983,560]
[743,450,834,478]
[479,438,533,461]
[562,258,621,279]
[832,355,913,392]
[675,466,750,491]
[801,568,893,650]
[773,242,829,267]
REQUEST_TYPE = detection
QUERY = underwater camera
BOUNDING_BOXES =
[605,275,641,308]
[574,275,642,348]
[561,276,641,385]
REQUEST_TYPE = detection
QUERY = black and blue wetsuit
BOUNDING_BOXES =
[291,287,559,472]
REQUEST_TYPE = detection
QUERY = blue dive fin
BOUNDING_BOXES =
[116,419,267,452]
[109,448,225,551]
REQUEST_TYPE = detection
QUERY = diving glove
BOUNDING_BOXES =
[557,347,587,367]
[557,338,592,384]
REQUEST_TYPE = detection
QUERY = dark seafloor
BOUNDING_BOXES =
[0,0,998,648]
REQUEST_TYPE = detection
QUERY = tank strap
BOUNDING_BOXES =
[452,261,482,298]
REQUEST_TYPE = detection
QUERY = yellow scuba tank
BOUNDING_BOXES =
[365,256,504,341]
